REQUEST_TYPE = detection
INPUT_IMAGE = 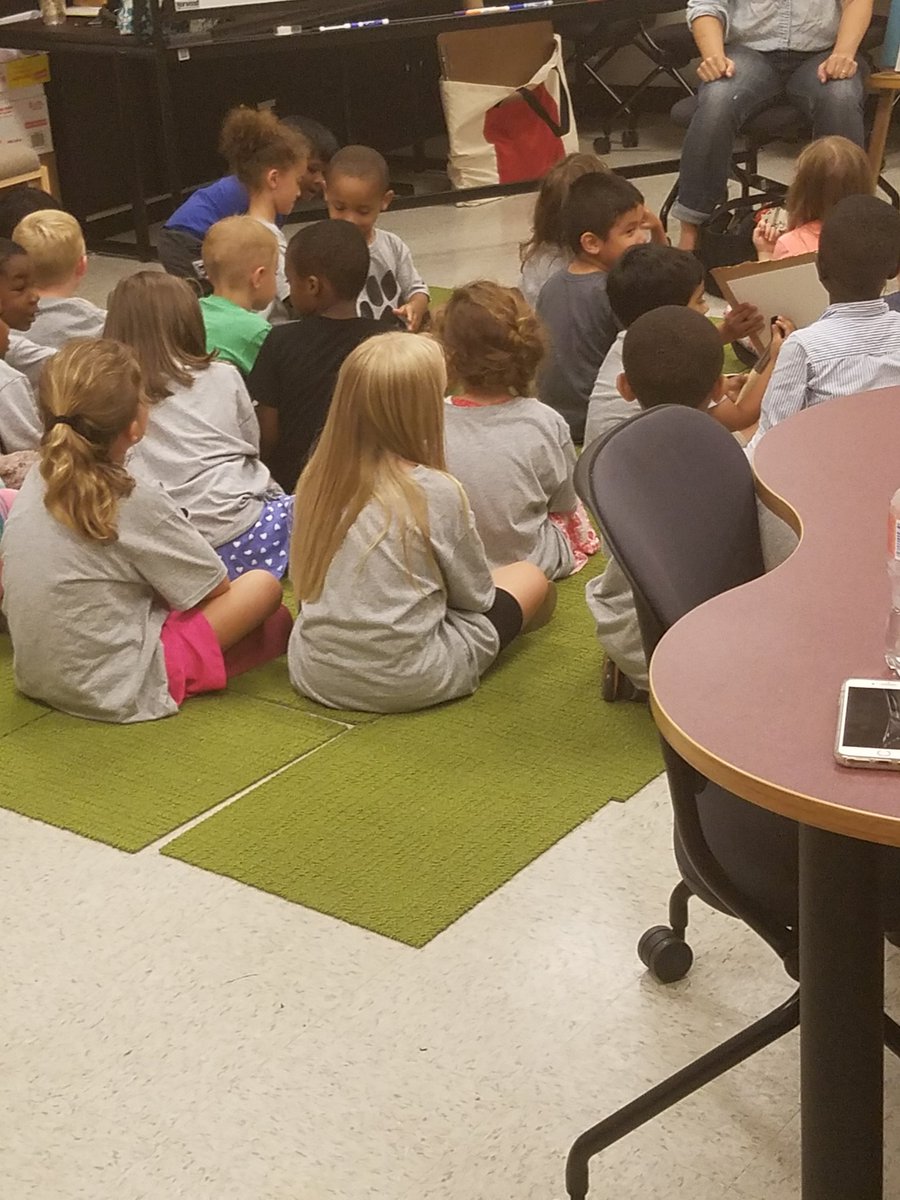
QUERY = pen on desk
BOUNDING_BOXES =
[319,17,390,30]
[455,1,553,14]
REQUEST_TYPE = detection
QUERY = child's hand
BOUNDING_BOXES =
[394,293,429,333]
[752,219,779,261]
[723,373,749,404]
[770,315,796,353]
[641,208,667,245]
[720,302,764,343]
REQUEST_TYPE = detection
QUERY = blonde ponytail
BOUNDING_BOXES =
[40,338,144,543]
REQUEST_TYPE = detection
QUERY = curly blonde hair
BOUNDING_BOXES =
[434,280,547,397]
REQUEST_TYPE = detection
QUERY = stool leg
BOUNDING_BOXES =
[868,91,895,188]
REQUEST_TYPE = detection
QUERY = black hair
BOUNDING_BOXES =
[607,244,705,328]
[281,115,340,162]
[0,237,28,273]
[325,144,390,193]
[286,219,369,299]
[818,194,900,301]
[564,172,644,255]
[0,186,62,241]
[622,306,724,410]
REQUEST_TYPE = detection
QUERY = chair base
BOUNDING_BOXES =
[565,990,801,1200]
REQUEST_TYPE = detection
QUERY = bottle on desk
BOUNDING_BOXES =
[887,487,900,674]
[39,0,66,25]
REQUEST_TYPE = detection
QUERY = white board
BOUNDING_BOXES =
[712,252,829,351]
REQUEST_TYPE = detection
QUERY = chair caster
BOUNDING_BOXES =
[593,134,611,155]
[638,925,694,983]
[622,128,639,149]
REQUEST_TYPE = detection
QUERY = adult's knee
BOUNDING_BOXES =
[812,76,865,118]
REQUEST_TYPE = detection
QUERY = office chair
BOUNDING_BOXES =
[567,405,900,1200]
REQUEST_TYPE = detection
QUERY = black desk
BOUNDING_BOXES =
[0,0,682,256]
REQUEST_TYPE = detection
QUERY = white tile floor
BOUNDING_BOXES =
[10,122,900,1199]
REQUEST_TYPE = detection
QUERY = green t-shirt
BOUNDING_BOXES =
[199,294,271,376]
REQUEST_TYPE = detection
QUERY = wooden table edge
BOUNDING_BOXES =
[648,454,900,848]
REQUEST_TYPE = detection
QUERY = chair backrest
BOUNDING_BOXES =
[576,405,764,659]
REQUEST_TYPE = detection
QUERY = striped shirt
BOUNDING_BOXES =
[750,300,900,453]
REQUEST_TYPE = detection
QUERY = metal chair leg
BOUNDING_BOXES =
[668,879,692,938]
[565,990,800,1200]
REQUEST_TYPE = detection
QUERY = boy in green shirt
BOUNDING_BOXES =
[199,216,278,376]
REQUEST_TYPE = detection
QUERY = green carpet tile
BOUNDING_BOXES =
[163,567,662,946]
[0,690,340,852]
[230,658,382,726]
[0,636,48,736]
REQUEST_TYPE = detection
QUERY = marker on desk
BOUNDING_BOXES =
[319,17,390,30]
[454,1,553,15]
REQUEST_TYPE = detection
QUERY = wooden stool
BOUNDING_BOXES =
[868,69,900,185]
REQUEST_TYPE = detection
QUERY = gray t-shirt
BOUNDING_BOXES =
[27,296,106,349]
[0,470,226,723]
[289,466,499,713]
[583,330,634,448]
[128,360,280,547]
[358,228,428,321]
[0,359,41,452]
[7,332,54,396]
[536,268,618,441]
[518,245,571,309]
[443,396,576,579]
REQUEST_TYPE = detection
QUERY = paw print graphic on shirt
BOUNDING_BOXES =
[360,268,400,319]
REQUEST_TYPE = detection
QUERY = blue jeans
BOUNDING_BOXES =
[671,45,868,226]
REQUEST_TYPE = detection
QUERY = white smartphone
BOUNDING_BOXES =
[835,678,900,770]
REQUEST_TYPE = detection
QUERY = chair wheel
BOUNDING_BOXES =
[638,925,694,983]
[593,135,611,155]
[622,129,639,149]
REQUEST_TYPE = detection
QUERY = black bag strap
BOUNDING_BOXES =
[513,66,571,138]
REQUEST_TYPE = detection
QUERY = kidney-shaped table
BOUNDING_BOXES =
[650,387,900,1200]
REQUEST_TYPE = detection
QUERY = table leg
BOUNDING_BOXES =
[868,91,894,186]
[799,824,884,1199]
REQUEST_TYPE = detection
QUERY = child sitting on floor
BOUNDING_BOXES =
[0,184,62,241]
[158,113,336,288]
[199,216,278,376]
[585,243,769,446]
[586,306,797,699]
[0,339,291,723]
[750,194,900,454]
[438,280,598,578]
[12,209,106,348]
[535,171,666,441]
[753,136,871,262]
[104,272,291,580]
[288,333,553,714]
[518,152,608,308]
[249,219,388,492]
[0,239,43,454]
[325,145,429,331]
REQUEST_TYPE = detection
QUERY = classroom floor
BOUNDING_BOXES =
[9,120,900,1200]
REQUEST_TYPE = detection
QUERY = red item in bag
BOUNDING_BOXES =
[483,83,565,184]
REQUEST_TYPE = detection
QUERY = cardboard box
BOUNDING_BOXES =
[0,54,53,155]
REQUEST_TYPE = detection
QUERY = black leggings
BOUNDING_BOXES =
[484,587,524,651]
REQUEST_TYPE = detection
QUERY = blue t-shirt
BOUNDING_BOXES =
[165,175,248,238]
[887,292,900,314]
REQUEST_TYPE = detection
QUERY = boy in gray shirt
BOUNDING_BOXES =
[536,172,666,442]
[12,210,105,350]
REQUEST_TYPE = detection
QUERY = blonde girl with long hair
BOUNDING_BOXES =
[0,339,291,723]
[105,271,293,581]
[289,332,553,713]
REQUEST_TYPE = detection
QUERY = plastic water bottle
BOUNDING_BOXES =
[887,487,900,675]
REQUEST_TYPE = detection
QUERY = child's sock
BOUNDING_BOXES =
[223,604,293,678]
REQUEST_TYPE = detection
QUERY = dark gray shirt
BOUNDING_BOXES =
[536,268,618,441]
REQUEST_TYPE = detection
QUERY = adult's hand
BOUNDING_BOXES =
[697,54,735,82]
[817,53,858,82]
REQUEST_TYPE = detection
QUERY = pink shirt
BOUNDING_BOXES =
[772,220,822,261]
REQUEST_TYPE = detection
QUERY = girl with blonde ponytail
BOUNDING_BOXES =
[288,331,553,714]
[0,338,291,723]
[436,280,599,579]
